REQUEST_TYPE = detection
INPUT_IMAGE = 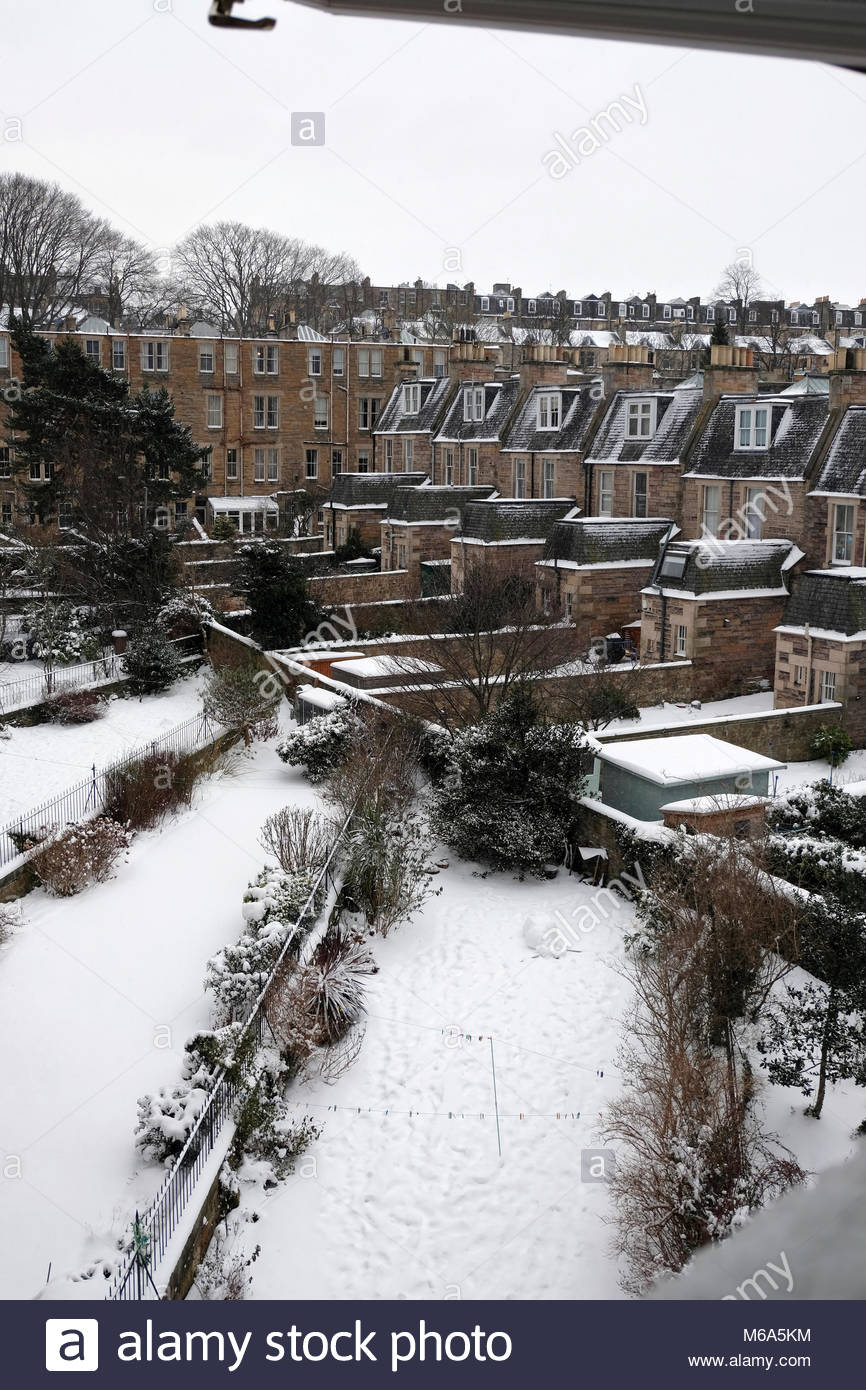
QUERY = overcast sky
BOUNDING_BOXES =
[2,0,865,305]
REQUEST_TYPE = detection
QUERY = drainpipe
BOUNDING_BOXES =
[805,622,813,706]
[654,522,676,663]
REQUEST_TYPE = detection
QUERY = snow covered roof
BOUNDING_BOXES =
[543,517,676,568]
[435,375,523,445]
[332,655,441,678]
[659,793,768,814]
[328,473,428,509]
[813,405,866,496]
[779,374,829,396]
[587,387,704,467]
[296,684,348,711]
[459,497,577,543]
[208,495,278,513]
[646,538,800,599]
[502,381,602,454]
[296,324,329,343]
[684,393,828,481]
[598,734,785,786]
[375,376,455,435]
[778,568,866,638]
[387,485,495,524]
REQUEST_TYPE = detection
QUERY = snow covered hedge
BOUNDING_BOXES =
[276,705,360,784]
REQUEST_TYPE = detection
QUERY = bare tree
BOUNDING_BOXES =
[0,173,109,327]
[397,558,575,728]
[715,259,764,334]
[92,228,162,327]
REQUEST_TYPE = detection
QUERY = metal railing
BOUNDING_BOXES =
[106,817,349,1301]
[0,652,120,713]
[0,708,222,871]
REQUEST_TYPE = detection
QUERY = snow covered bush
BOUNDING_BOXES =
[258,805,335,876]
[0,902,20,947]
[232,1077,322,1184]
[205,867,324,1024]
[341,804,439,936]
[104,749,201,830]
[157,591,216,637]
[134,1080,211,1164]
[31,817,132,897]
[121,627,184,696]
[24,601,102,666]
[201,662,281,745]
[196,1230,259,1301]
[431,684,588,877]
[42,688,104,724]
[809,723,852,769]
[276,705,360,784]
[768,780,866,850]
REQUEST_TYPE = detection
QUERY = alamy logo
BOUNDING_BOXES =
[45,1320,99,1372]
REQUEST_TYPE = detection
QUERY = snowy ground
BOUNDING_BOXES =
[238,865,635,1301]
[0,671,207,824]
[0,715,319,1300]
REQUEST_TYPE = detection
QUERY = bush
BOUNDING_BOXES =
[768,780,866,850]
[276,705,360,784]
[266,922,376,1067]
[809,724,852,769]
[134,1080,210,1164]
[0,903,20,947]
[240,543,322,649]
[42,688,103,725]
[157,592,215,637]
[32,817,132,896]
[24,601,102,665]
[258,806,335,875]
[232,1078,322,1183]
[104,750,201,831]
[122,627,184,696]
[210,516,238,543]
[201,663,281,745]
[431,684,589,877]
[342,805,439,935]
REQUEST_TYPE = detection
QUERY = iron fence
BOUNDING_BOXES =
[0,709,222,871]
[105,818,350,1301]
[0,652,120,713]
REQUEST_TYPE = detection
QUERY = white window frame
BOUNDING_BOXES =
[199,344,214,373]
[537,392,562,431]
[444,448,454,486]
[433,349,447,379]
[642,303,651,319]
[370,348,383,378]
[662,305,671,320]
[0,336,8,369]
[626,398,657,439]
[226,448,239,481]
[793,663,806,687]
[0,446,11,478]
[833,502,855,564]
[573,302,582,317]
[206,394,223,429]
[513,458,526,499]
[404,437,414,469]
[253,395,266,430]
[403,383,421,416]
[674,624,688,657]
[735,403,770,450]
[333,347,345,377]
[543,458,555,499]
[267,448,279,483]
[744,486,764,540]
[266,344,279,375]
[384,438,393,472]
[141,340,168,371]
[224,342,239,374]
[467,447,478,485]
[308,348,322,377]
[253,448,266,483]
[313,395,328,429]
[632,471,648,517]
[85,338,100,360]
[598,469,614,516]
[111,340,126,371]
[331,448,343,474]
[702,484,720,537]
[821,670,837,703]
[305,448,318,479]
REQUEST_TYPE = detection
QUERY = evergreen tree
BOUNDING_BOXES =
[6,320,207,532]
[431,683,588,877]
[239,543,322,649]
[758,898,866,1118]
[710,315,730,347]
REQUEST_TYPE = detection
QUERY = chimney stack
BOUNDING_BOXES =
[702,342,759,403]
[829,347,866,408]
[601,343,655,397]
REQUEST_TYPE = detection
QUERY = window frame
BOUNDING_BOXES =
[832,502,855,564]
[537,391,562,431]
[626,398,657,440]
[632,471,648,517]
[735,403,771,451]
[206,393,223,430]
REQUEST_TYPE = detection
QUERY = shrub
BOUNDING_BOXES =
[768,780,866,847]
[157,592,216,637]
[42,688,103,725]
[0,902,20,947]
[232,1077,322,1183]
[32,817,132,896]
[258,806,335,875]
[104,750,201,831]
[266,922,376,1066]
[342,805,439,936]
[210,516,238,544]
[24,601,102,665]
[201,663,281,745]
[809,724,852,769]
[240,543,322,649]
[134,1080,210,1164]
[276,705,360,783]
[431,684,588,877]
[122,627,183,696]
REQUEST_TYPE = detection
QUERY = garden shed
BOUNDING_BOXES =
[595,733,785,822]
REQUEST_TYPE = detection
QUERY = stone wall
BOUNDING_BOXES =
[307,568,414,607]
[597,700,843,763]
[537,560,655,652]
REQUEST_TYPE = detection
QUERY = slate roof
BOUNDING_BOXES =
[459,498,577,543]
[586,387,703,466]
[778,569,866,636]
[542,517,676,567]
[501,382,601,454]
[386,485,495,524]
[374,376,455,435]
[435,375,523,443]
[812,406,866,495]
[328,472,428,508]
[684,395,828,481]
[646,538,798,597]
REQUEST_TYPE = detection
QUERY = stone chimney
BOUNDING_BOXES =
[450,333,500,381]
[519,343,571,388]
[600,343,655,397]
[828,347,866,408]
[702,343,759,404]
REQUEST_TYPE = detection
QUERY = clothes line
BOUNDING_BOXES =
[292,1100,585,1122]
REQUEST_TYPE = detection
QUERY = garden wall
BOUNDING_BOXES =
[307,568,414,607]
[596,700,844,764]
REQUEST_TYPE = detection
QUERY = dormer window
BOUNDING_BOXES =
[597,301,607,317]
[686,305,694,320]
[812,311,819,325]
[527,299,537,315]
[626,398,657,439]
[481,296,490,312]
[618,302,627,317]
[663,304,672,320]
[727,308,736,323]
[463,385,485,423]
[643,303,651,318]
[537,392,561,431]
[573,302,582,317]
[735,403,770,450]
[403,383,421,415]
[704,306,714,322]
